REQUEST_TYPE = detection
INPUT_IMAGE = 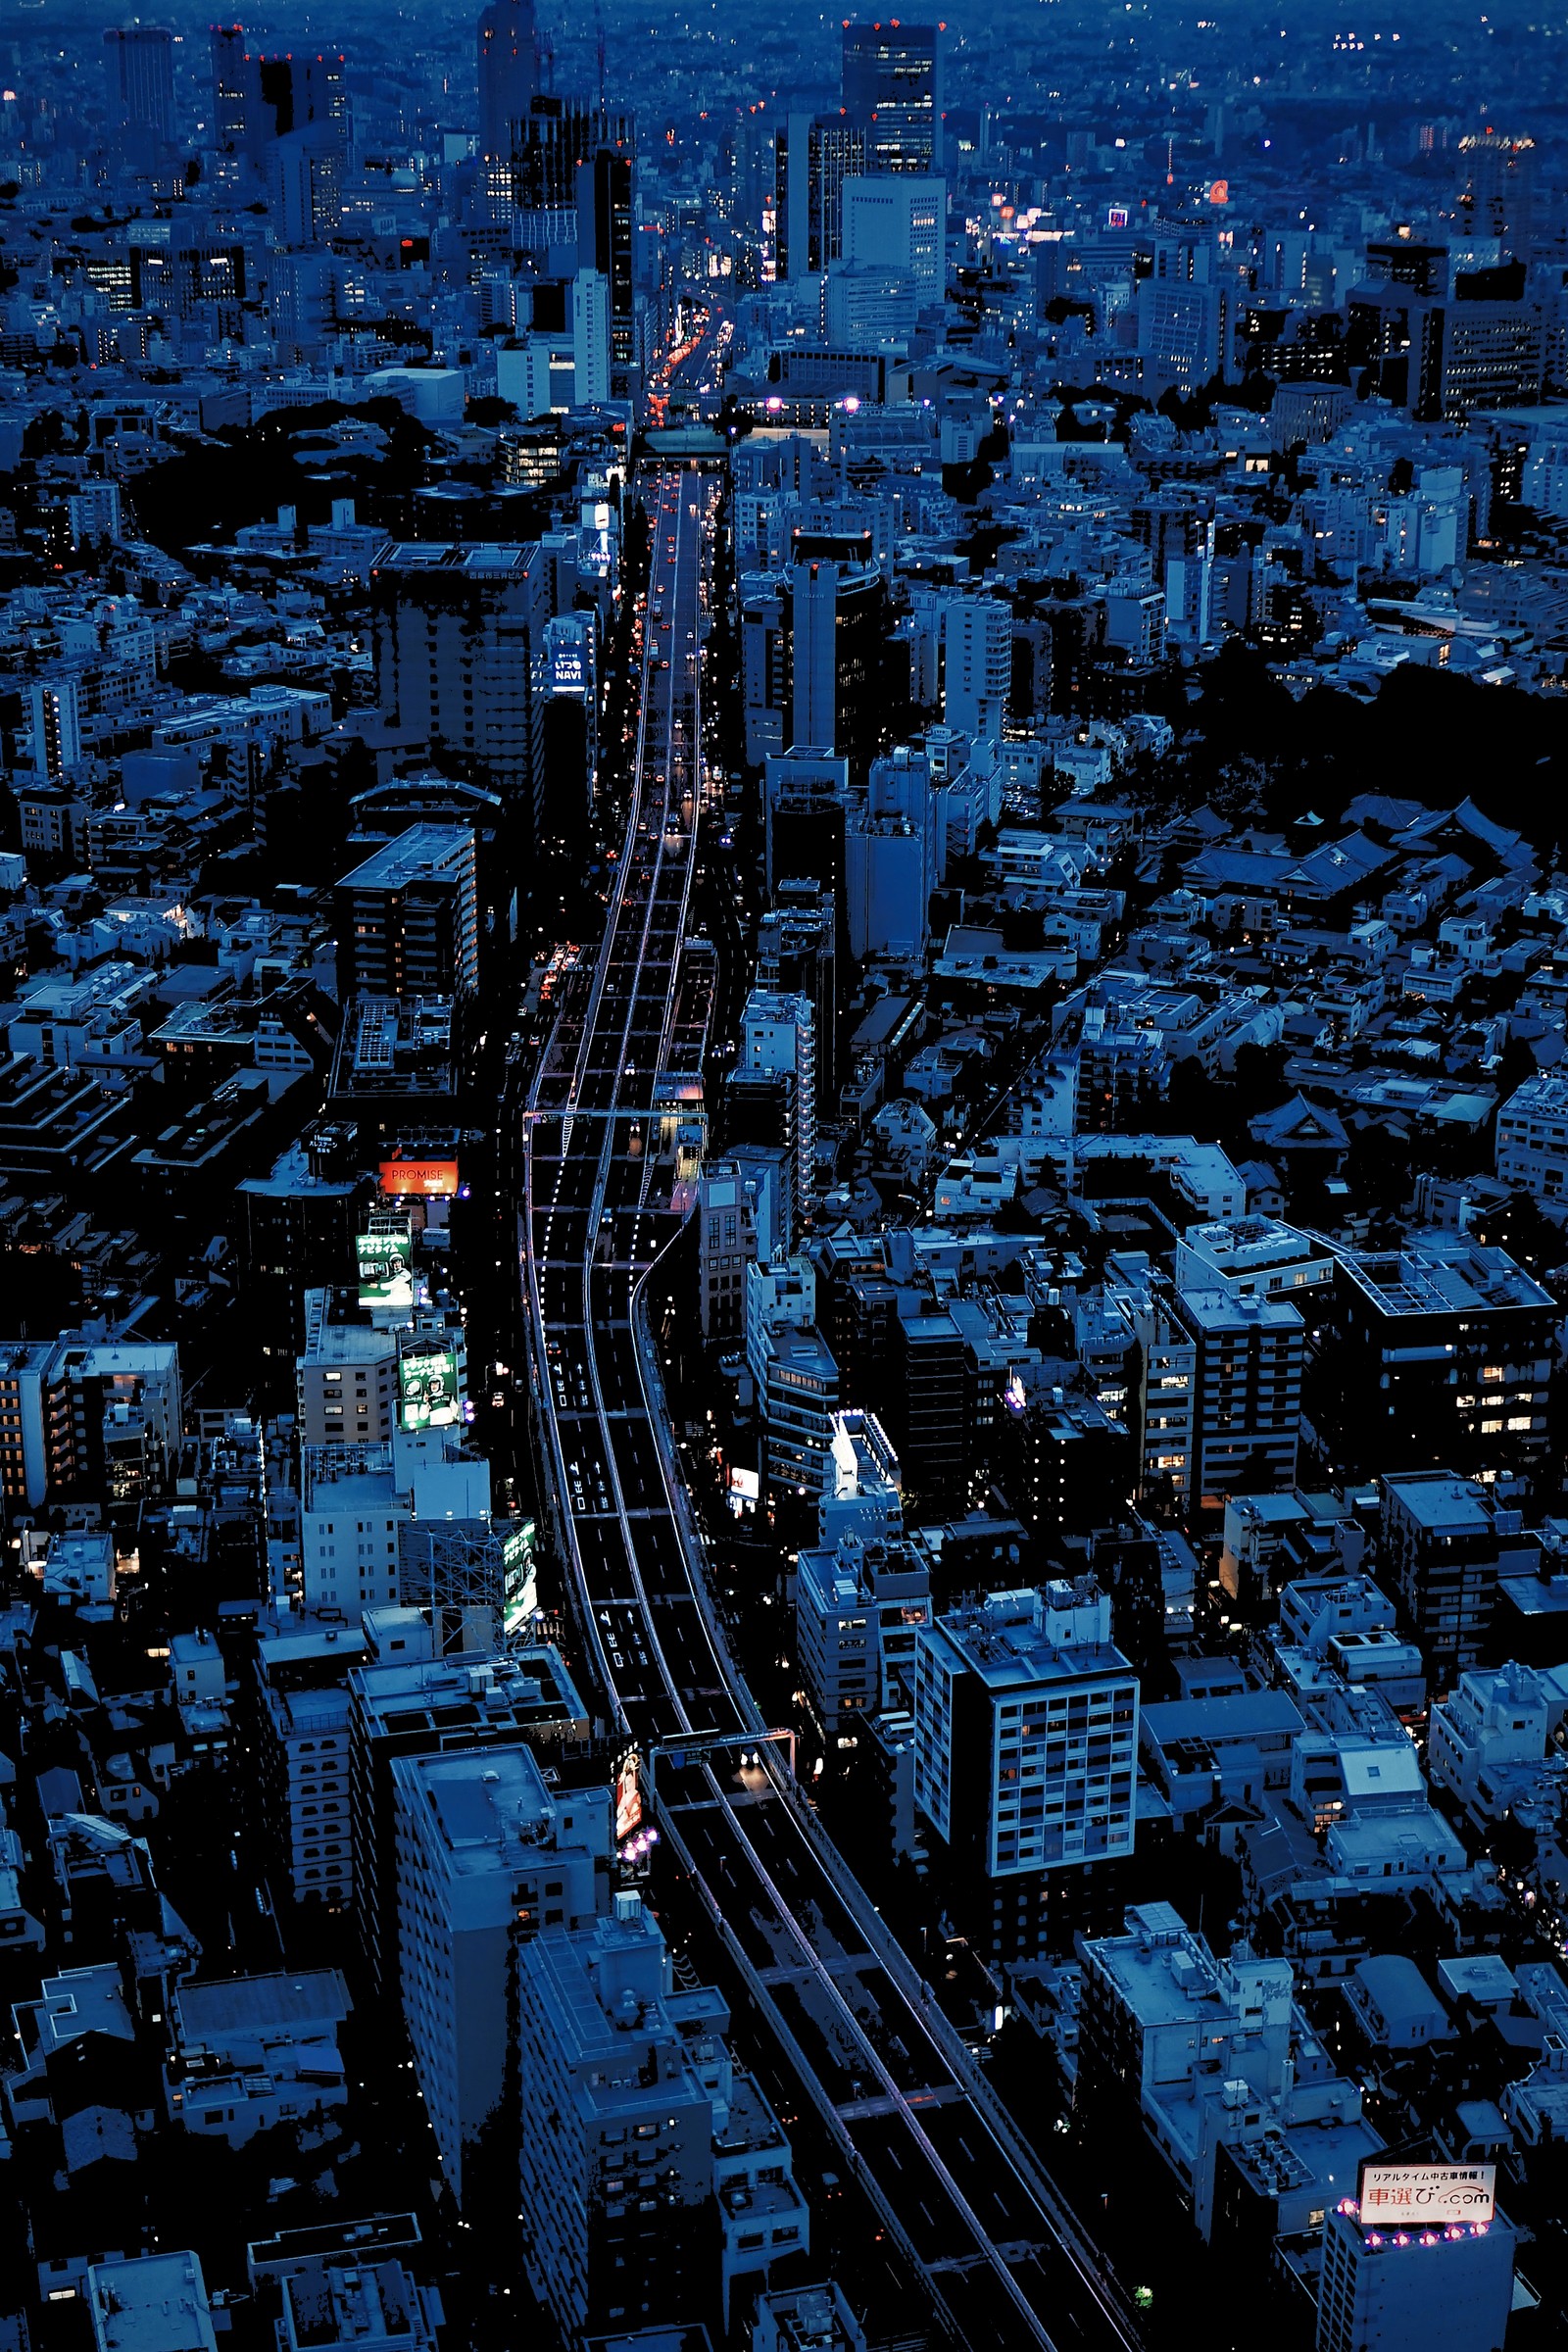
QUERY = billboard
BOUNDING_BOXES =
[615,1749,643,1842]
[357,1227,414,1308]
[379,1158,460,1199]
[399,1347,460,1431]
[1359,2163,1496,2229]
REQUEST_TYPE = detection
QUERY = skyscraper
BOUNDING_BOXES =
[210,24,249,155]
[104,25,175,146]
[370,542,551,820]
[390,1742,610,2201]
[774,114,865,280]
[841,22,942,173]
[476,0,535,161]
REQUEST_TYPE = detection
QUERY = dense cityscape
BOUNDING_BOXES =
[0,3,1566,2350]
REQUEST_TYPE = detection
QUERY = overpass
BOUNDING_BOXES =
[520,466,1143,2352]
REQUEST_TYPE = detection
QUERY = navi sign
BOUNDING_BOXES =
[1359,2162,1496,2229]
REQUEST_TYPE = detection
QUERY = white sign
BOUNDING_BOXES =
[1360,2163,1495,2229]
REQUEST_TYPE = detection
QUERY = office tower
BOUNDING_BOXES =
[267,130,344,246]
[1308,1232,1554,1492]
[476,0,536,160]
[758,882,837,1093]
[241,51,349,164]
[784,534,886,778]
[774,114,865,280]
[391,1743,610,2201]
[942,598,1010,738]
[1348,249,1545,420]
[104,26,175,146]
[1455,131,1535,254]
[1316,2199,1515,2352]
[842,21,942,173]
[370,543,550,821]
[571,266,611,404]
[842,173,945,296]
[790,559,840,752]
[741,987,815,1216]
[744,1256,839,1502]
[1137,277,1233,395]
[515,1891,722,2337]
[210,24,249,155]
[762,751,849,915]
[512,100,636,396]
[587,144,636,397]
[845,746,937,962]
[238,1137,359,1403]
[350,1637,591,2003]
[697,1159,760,1344]
[335,825,480,1003]
[912,1581,1139,1959]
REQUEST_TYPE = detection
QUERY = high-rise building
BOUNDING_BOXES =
[515,1891,720,2337]
[0,1335,180,1512]
[942,598,1011,737]
[774,114,865,280]
[844,746,938,963]
[796,1529,929,1738]
[842,173,946,296]
[267,129,344,246]
[239,51,349,164]
[741,987,815,1214]
[391,1743,609,2202]
[912,1581,1140,1959]
[1170,1283,1305,1513]
[476,0,536,160]
[210,24,249,156]
[841,21,942,173]
[104,25,175,146]
[758,882,837,1092]
[571,266,612,404]
[511,100,636,396]
[370,542,550,820]
[238,1136,359,1403]
[697,1159,760,1345]
[1316,2198,1515,2352]
[29,678,83,781]
[335,825,480,1003]
[349,1634,591,2003]
[783,533,887,778]
[1455,131,1536,254]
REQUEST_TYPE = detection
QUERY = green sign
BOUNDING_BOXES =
[358,1227,414,1308]
[399,1347,460,1431]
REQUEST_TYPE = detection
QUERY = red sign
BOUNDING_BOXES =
[379,1159,460,1199]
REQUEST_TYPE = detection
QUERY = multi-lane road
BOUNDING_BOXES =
[520,466,1143,2352]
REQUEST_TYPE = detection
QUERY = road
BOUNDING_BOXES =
[520,466,1142,2352]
